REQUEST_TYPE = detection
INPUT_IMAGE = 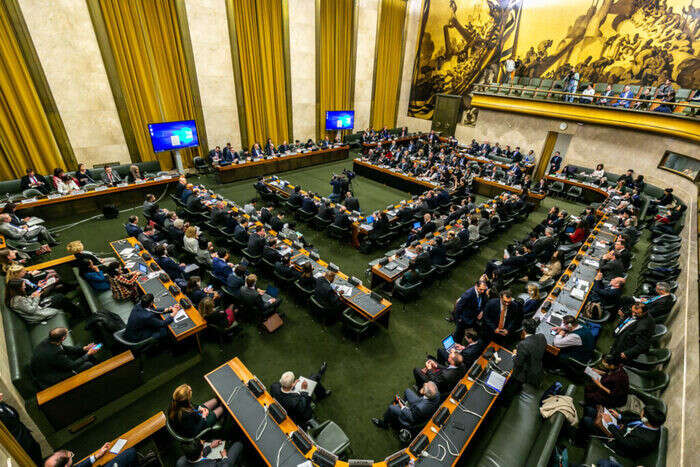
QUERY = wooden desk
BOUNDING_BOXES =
[544,174,609,204]
[216,147,349,183]
[25,255,76,271]
[456,151,535,173]
[12,176,179,220]
[37,351,141,428]
[207,348,512,467]
[109,238,206,346]
[361,134,420,149]
[78,412,166,466]
[473,176,545,205]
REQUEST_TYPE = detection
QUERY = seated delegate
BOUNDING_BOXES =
[168,384,225,439]
[30,327,101,389]
[123,294,179,344]
[372,381,440,430]
[269,364,330,428]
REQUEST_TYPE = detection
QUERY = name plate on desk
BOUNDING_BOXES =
[73,190,85,195]
[154,176,168,181]
[95,186,109,191]
[47,193,63,199]
[117,183,128,187]
[134,179,146,184]
[20,197,37,204]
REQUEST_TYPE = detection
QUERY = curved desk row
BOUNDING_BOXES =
[215,146,350,183]
[206,345,512,467]
[9,175,180,221]
[544,174,609,204]
[187,186,393,326]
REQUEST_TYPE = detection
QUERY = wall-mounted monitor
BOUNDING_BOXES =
[148,120,199,153]
[325,111,354,131]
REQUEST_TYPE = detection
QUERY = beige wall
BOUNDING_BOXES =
[288,0,316,142]
[184,0,241,150]
[19,0,130,168]
[354,0,379,131]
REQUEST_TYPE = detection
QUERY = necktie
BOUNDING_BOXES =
[108,173,113,183]
[498,302,507,330]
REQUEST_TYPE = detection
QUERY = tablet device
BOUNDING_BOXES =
[413,221,421,230]
[136,263,148,274]
[441,335,456,351]
[366,216,375,225]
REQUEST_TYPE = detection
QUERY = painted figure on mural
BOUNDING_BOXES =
[409,0,699,119]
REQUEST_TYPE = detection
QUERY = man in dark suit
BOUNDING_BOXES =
[428,236,448,266]
[599,250,626,281]
[610,302,654,361]
[603,405,666,459]
[155,244,187,281]
[225,265,247,299]
[101,166,122,186]
[30,327,99,388]
[186,189,205,212]
[639,282,674,319]
[510,318,546,392]
[300,195,318,215]
[137,225,160,254]
[262,238,282,265]
[20,168,50,194]
[372,381,440,430]
[233,220,250,243]
[246,227,266,257]
[275,256,300,281]
[288,186,304,207]
[269,213,286,232]
[412,245,432,273]
[413,351,465,394]
[238,274,280,319]
[408,213,436,242]
[211,249,234,283]
[124,294,176,343]
[532,228,556,261]
[269,366,329,427]
[176,440,243,466]
[588,272,624,307]
[0,393,42,464]
[482,290,524,345]
[343,192,360,212]
[450,280,489,341]
[314,271,345,314]
[333,208,351,229]
[124,215,142,238]
[548,151,563,173]
[438,329,484,369]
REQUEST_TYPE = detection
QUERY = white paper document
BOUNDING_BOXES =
[292,376,317,395]
[109,438,128,455]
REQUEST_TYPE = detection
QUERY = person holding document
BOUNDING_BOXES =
[269,363,330,428]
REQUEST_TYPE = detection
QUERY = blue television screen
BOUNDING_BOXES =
[148,120,200,152]
[325,111,354,130]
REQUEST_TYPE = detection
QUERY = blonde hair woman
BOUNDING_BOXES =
[5,263,57,287]
[523,283,543,317]
[167,384,223,438]
[67,240,115,271]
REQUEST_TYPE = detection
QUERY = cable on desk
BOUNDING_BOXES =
[225,386,242,406]
[420,444,446,462]
[275,439,286,467]
[454,404,483,419]
[255,405,269,441]
[436,430,459,457]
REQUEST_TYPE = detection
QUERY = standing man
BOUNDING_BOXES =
[482,290,523,345]
[507,319,546,397]
[549,151,563,173]
[449,280,489,341]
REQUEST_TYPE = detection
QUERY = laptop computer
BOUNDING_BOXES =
[136,263,149,274]
[441,335,457,352]
[366,216,375,224]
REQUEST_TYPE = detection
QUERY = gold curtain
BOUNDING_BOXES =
[370,0,406,129]
[318,0,354,139]
[230,0,289,147]
[98,0,201,168]
[0,2,66,180]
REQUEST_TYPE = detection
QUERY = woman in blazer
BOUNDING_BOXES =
[168,384,224,438]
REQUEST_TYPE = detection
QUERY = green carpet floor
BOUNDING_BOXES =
[25,155,646,464]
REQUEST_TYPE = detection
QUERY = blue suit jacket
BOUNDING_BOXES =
[124,304,173,342]
[212,257,233,282]
[125,223,142,237]
[156,255,184,280]
[454,287,486,326]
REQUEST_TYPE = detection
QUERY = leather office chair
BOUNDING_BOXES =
[309,420,351,456]
[165,416,222,445]
[241,248,262,266]
[311,215,332,231]
[624,367,670,395]
[341,308,371,342]
[627,348,671,372]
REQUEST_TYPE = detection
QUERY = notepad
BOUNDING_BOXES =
[292,376,317,395]
[173,310,188,323]
[484,371,506,392]
[109,438,128,455]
